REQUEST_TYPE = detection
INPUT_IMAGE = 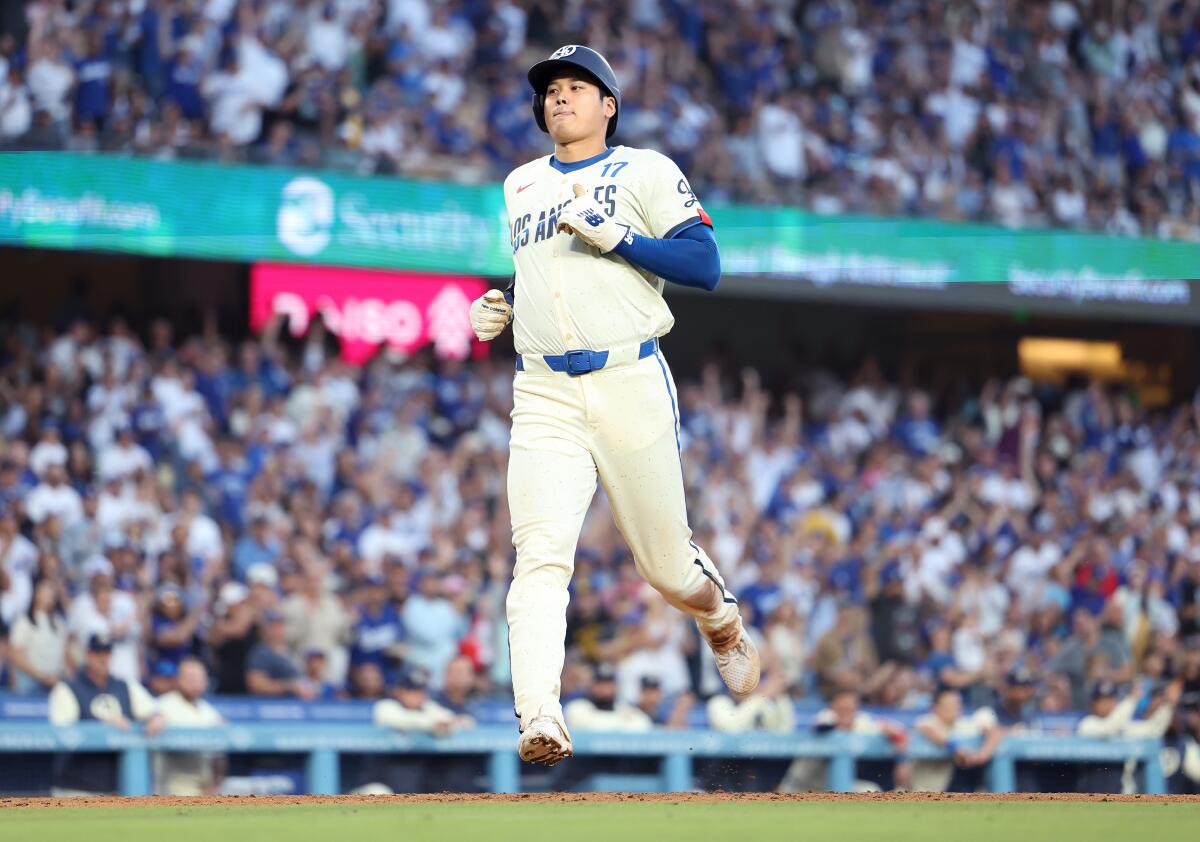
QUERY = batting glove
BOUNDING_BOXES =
[470,289,512,341]
[556,183,630,253]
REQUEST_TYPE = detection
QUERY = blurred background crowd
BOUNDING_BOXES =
[2,311,1199,744]
[4,0,1200,796]
[3,0,1200,235]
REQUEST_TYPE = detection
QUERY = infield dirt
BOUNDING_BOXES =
[4,792,1200,809]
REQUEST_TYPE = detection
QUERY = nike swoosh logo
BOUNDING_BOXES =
[517,182,536,193]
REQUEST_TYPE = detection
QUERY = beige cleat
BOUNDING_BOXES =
[517,715,573,766]
[711,625,761,699]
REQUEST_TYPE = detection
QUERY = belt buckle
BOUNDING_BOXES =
[563,349,593,376]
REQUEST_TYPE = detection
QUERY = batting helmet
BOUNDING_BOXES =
[528,45,621,139]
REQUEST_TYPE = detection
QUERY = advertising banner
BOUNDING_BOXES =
[249,263,488,364]
[0,152,509,273]
[3,152,1199,320]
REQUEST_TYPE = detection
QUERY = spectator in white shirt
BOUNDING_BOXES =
[989,158,1039,229]
[202,50,263,146]
[373,663,472,733]
[0,509,37,625]
[615,590,691,705]
[912,688,1003,792]
[707,669,796,734]
[387,0,429,36]
[419,4,472,61]
[8,576,71,694]
[97,426,153,483]
[565,661,654,733]
[281,561,352,684]
[96,474,144,535]
[0,63,32,139]
[779,689,909,792]
[237,32,289,108]
[0,558,30,637]
[178,489,224,567]
[155,657,227,796]
[1051,173,1087,228]
[359,108,405,166]
[29,427,68,478]
[25,464,84,529]
[48,633,163,796]
[58,491,104,584]
[1075,679,1182,793]
[756,91,806,183]
[68,558,142,684]
[926,82,980,150]
[365,664,474,793]
[307,3,348,70]
[25,35,73,123]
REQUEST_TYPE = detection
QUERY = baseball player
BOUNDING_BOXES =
[470,45,760,766]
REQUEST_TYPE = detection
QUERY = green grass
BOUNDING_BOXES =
[4,799,1199,842]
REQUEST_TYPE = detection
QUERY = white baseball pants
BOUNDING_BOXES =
[505,345,742,730]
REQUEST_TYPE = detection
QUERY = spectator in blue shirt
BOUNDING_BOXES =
[245,610,317,699]
[993,667,1039,729]
[131,381,167,460]
[301,648,344,700]
[231,513,282,581]
[919,620,971,691]
[74,31,113,127]
[400,569,465,690]
[893,391,941,456]
[349,575,404,684]
[148,584,201,694]
[164,36,206,121]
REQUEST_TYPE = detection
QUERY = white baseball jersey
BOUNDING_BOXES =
[501,143,744,734]
[503,145,711,355]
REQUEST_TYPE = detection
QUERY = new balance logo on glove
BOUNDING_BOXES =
[580,209,605,227]
[555,183,627,253]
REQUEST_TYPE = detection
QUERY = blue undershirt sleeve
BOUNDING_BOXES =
[611,222,721,291]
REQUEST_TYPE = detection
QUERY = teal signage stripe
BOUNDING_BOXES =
[2,152,1198,283]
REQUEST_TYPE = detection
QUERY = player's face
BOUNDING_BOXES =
[544,75,614,145]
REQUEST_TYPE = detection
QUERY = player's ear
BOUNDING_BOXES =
[603,95,616,119]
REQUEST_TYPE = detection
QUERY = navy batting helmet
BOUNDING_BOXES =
[528,45,621,139]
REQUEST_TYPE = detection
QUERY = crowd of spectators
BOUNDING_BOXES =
[4,0,1200,238]
[2,313,1200,790]
[1,311,1200,738]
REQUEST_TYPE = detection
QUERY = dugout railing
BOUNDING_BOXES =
[0,722,1166,795]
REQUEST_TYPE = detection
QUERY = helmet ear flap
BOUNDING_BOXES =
[531,92,548,133]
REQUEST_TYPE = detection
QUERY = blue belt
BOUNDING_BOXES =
[517,338,657,376]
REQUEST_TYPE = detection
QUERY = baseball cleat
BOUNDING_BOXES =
[518,715,573,766]
[712,626,761,699]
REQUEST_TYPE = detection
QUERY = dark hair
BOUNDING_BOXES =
[934,686,963,703]
[28,573,66,628]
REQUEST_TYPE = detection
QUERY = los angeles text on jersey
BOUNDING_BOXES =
[510,185,619,254]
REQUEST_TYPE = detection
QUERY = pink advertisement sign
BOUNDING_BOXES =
[250,263,491,364]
